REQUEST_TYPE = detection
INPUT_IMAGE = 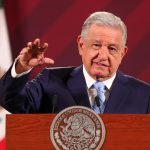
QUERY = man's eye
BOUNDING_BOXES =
[92,44,100,50]
[109,47,117,54]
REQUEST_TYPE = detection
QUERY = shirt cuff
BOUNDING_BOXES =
[11,58,32,78]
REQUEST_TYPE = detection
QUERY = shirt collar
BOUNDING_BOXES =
[83,65,116,90]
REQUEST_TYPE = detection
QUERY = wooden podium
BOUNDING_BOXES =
[6,114,150,150]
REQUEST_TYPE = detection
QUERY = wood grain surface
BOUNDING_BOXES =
[6,114,150,150]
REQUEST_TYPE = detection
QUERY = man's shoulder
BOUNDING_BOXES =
[125,75,150,86]
[41,66,81,80]
[118,71,150,90]
[44,66,77,74]
[45,66,76,71]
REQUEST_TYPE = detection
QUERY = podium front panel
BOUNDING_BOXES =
[6,114,150,150]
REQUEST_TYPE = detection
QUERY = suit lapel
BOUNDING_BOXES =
[104,71,131,113]
[67,68,131,113]
[67,66,91,108]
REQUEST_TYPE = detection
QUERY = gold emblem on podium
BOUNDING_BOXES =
[50,106,106,150]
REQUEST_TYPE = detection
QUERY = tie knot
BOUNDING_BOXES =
[93,81,105,93]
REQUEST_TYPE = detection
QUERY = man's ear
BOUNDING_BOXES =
[121,46,128,58]
[77,35,84,55]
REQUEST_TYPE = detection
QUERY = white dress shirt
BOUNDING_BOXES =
[11,58,32,78]
[83,65,116,106]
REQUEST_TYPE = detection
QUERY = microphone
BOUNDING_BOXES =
[92,88,101,112]
[95,96,100,107]
[92,88,100,107]
[95,96,101,113]
[52,94,58,113]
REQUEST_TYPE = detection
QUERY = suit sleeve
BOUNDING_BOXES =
[148,96,150,114]
[0,67,49,113]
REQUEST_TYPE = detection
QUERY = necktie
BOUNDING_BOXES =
[92,81,106,114]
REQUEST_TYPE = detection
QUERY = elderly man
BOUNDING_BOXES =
[0,11,150,114]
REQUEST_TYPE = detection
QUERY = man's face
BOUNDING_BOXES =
[78,24,127,81]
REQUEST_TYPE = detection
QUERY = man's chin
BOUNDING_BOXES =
[92,71,110,80]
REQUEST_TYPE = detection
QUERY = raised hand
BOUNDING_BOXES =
[16,38,54,74]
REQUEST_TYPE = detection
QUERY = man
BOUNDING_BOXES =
[0,11,150,114]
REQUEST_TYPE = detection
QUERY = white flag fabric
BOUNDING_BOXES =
[0,0,12,149]
[0,0,12,71]
[0,108,10,146]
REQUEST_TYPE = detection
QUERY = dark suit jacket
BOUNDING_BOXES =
[0,65,150,114]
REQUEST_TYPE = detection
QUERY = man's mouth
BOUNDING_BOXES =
[94,62,109,67]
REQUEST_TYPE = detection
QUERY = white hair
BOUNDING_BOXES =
[81,11,127,47]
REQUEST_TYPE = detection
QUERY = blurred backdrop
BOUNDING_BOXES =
[0,1,150,149]
[3,0,150,83]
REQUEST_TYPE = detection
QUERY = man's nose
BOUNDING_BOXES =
[98,46,109,58]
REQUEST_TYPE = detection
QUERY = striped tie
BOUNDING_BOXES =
[92,81,106,114]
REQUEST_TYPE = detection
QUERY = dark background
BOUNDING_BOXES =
[4,0,150,83]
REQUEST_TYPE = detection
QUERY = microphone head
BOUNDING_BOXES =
[92,88,97,97]
[90,88,97,98]
[90,88,100,107]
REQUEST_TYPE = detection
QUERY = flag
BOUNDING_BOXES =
[0,0,12,70]
[0,107,10,150]
[0,0,12,149]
